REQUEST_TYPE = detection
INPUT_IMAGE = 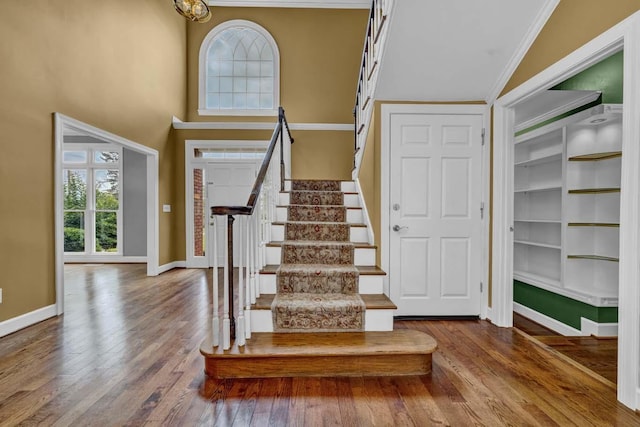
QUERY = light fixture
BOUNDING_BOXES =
[174,0,211,23]
[590,118,607,124]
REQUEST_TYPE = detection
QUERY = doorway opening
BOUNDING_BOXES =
[54,113,159,315]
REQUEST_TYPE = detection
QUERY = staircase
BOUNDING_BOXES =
[200,179,437,378]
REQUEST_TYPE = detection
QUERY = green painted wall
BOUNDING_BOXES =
[514,281,618,329]
[515,51,623,136]
[551,50,623,103]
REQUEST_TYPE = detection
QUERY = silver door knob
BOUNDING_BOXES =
[392,225,408,232]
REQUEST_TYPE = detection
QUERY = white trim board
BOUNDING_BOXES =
[485,0,560,105]
[172,117,352,131]
[513,303,618,337]
[0,305,57,338]
[158,261,187,275]
[64,256,148,263]
[491,11,640,410]
[209,0,370,9]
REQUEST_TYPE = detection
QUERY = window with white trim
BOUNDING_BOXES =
[62,144,122,255]
[199,20,280,116]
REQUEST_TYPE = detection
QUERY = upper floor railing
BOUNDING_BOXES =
[209,107,293,350]
[353,0,393,177]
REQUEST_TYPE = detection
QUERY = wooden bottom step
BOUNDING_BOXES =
[200,330,437,379]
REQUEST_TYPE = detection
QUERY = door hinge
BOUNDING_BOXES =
[480,282,483,293]
[481,128,486,146]
[480,202,485,219]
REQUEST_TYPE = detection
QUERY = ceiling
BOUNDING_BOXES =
[375,0,558,103]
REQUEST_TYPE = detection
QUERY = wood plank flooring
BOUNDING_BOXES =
[514,312,618,384]
[0,264,638,426]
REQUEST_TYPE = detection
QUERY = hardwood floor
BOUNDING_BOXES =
[514,312,618,384]
[0,264,638,426]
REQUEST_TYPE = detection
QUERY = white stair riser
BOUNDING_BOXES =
[283,181,357,192]
[250,308,394,332]
[275,207,364,224]
[279,193,360,208]
[266,246,376,266]
[270,224,368,243]
[259,273,384,295]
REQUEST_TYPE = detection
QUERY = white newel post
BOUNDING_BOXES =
[222,216,231,350]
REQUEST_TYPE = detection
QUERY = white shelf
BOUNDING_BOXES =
[516,271,618,307]
[514,240,561,250]
[515,152,562,167]
[514,185,562,193]
[514,270,560,289]
[514,219,561,223]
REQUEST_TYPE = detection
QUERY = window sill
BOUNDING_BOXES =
[198,108,279,117]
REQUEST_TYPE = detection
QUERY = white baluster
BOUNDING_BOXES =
[223,216,231,350]
[245,214,252,340]
[211,215,219,348]
[237,216,246,347]
[249,211,256,304]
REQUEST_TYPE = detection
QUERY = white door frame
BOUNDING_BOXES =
[380,103,491,319]
[492,11,640,409]
[54,113,160,315]
[184,140,270,268]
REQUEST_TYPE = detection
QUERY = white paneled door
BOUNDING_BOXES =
[389,113,483,316]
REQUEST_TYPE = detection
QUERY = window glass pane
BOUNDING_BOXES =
[260,77,273,93]
[247,93,260,109]
[260,45,273,61]
[246,61,260,77]
[63,169,87,210]
[260,94,273,109]
[64,212,85,252]
[200,152,225,159]
[95,212,118,252]
[225,152,242,159]
[95,169,119,210]
[220,77,233,92]
[206,93,220,109]
[207,76,220,92]
[247,77,260,92]
[261,61,273,77]
[220,61,233,76]
[94,151,120,163]
[233,77,246,92]
[233,93,246,109]
[63,151,87,163]
[233,62,246,77]
[209,40,232,60]
[208,60,220,76]
[220,93,233,109]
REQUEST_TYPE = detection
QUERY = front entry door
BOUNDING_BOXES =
[206,161,261,267]
[389,112,483,316]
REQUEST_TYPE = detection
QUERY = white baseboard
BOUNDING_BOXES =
[580,317,618,337]
[485,306,493,322]
[64,256,148,263]
[513,302,582,336]
[636,387,640,411]
[157,261,187,274]
[0,305,57,338]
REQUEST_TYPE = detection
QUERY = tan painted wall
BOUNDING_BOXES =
[0,1,187,322]
[187,8,368,124]
[502,1,640,95]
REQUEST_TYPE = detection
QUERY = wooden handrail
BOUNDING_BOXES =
[211,106,293,216]
[209,107,294,344]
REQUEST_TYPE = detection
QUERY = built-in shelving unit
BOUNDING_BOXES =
[513,103,622,309]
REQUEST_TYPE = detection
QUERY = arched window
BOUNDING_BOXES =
[199,20,280,116]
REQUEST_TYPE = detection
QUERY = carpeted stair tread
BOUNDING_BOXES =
[281,241,354,265]
[271,293,365,332]
[285,221,350,241]
[287,205,347,222]
[289,190,344,206]
[290,180,342,192]
[277,264,359,294]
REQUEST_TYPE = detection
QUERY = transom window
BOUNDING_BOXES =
[199,20,280,116]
